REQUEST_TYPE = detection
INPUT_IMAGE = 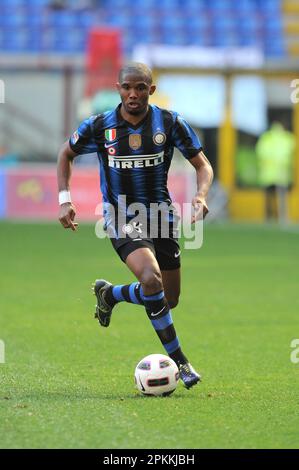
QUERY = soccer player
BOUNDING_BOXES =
[57,63,213,389]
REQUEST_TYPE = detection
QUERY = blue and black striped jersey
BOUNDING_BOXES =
[69,104,202,209]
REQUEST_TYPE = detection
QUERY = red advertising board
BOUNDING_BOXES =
[6,166,101,221]
[168,173,189,209]
[5,166,189,221]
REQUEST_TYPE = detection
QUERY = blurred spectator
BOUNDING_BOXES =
[255,122,296,224]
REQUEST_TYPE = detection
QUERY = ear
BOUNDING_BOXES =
[149,85,156,96]
[116,82,121,92]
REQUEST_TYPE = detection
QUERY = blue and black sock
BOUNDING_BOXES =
[105,282,144,307]
[105,283,187,365]
[142,290,188,366]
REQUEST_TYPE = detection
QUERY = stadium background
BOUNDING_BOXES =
[1,0,299,450]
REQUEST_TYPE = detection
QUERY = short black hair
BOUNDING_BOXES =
[118,62,153,85]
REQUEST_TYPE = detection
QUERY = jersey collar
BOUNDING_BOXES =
[116,104,152,130]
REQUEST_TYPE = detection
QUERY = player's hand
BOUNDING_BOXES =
[58,202,78,231]
[191,196,209,224]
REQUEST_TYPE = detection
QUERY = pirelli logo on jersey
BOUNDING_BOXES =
[108,152,164,169]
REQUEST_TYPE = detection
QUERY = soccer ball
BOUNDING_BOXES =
[134,354,179,396]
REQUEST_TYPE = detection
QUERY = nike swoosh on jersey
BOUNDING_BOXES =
[104,141,118,148]
[150,306,166,317]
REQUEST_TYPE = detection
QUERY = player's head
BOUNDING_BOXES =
[116,62,156,116]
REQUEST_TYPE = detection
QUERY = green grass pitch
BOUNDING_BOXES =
[0,221,298,449]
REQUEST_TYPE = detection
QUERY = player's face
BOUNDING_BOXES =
[117,74,156,116]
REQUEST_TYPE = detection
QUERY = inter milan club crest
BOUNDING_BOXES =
[129,133,142,150]
[105,129,116,141]
[153,131,166,146]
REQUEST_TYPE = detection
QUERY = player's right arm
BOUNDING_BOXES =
[57,116,98,231]
[57,141,78,231]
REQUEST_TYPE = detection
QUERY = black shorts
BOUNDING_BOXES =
[110,235,181,270]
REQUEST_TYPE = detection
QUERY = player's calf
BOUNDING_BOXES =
[167,297,179,309]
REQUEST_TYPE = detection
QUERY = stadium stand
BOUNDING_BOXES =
[0,0,289,57]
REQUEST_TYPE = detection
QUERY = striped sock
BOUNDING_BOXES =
[142,290,188,365]
[105,282,144,307]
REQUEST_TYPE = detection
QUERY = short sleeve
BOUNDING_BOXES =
[171,114,202,159]
[69,116,98,155]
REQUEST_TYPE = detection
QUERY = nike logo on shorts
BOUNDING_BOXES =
[174,251,181,258]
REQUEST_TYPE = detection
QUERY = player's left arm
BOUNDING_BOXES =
[188,151,214,223]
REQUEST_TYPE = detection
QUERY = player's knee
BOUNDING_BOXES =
[140,268,162,293]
